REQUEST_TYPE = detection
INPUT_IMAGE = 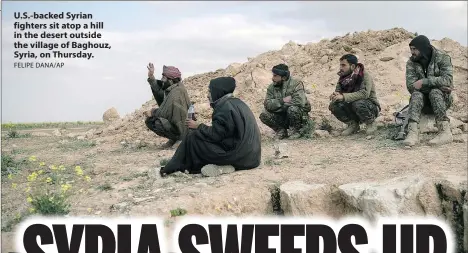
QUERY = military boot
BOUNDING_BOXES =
[288,128,303,140]
[274,129,288,140]
[428,121,453,146]
[341,121,360,136]
[402,122,419,146]
[365,120,378,135]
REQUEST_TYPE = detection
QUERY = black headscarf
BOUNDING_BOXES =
[209,77,236,105]
[409,35,433,66]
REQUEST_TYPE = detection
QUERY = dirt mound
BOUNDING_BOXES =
[92,28,468,143]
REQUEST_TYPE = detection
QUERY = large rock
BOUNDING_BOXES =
[103,107,120,123]
[338,175,442,220]
[435,174,467,253]
[280,181,339,217]
[436,174,467,203]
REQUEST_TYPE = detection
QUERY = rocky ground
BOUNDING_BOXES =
[1,125,467,252]
[1,27,467,252]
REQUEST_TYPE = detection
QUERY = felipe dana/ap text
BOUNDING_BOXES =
[14,62,64,68]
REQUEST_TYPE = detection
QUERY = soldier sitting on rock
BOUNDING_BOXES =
[329,54,380,136]
[259,64,312,139]
[144,63,192,149]
[403,35,454,146]
[159,76,262,177]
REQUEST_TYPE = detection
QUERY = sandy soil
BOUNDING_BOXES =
[1,126,467,252]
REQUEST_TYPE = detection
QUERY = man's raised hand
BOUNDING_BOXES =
[147,62,155,77]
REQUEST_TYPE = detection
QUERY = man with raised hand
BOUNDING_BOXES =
[144,63,191,149]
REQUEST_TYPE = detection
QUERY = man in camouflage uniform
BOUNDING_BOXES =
[144,63,192,149]
[403,35,453,146]
[259,64,311,139]
[329,54,381,136]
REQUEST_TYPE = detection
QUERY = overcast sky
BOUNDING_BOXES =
[1,1,467,123]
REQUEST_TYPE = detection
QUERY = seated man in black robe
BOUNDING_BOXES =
[160,76,262,177]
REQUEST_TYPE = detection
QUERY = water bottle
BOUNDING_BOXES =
[187,104,195,120]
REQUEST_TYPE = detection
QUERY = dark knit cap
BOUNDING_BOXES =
[409,35,432,58]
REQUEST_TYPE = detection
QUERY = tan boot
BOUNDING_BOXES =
[274,129,288,140]
[288,128,303,139]
[365,121,378,134]
[341,121,360,136]
[428,121,453,146]
[402,122,419,146]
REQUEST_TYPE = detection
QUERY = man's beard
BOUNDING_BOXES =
[338,69,352,77]
[162,80,172,90]
[273,79,284,86]
[410,54,422,62]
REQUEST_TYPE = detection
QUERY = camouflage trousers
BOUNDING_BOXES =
[259,106,307,131]
[329,99,379,124]
[407,89,452,123]
[145,115,179,141]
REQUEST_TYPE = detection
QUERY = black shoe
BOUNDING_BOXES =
[159,166,167,177]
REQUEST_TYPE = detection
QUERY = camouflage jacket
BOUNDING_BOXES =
[264,77,311,113]
[334,71,380,108]
[405,46,453,94]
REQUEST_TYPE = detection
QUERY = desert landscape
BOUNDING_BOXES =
[1,28,467,252]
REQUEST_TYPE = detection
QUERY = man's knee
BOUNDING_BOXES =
[259,111,279,127]
[428,89,449,118]
[428,88,444,99]
[351,100,378,121]
[149,119,167,136]
[287,105,304,120]
[328,101,344,113]
[410,91,424,102]
[144,117,154,129]
[350,100,368,112]
[259,111,271,124]
[287,105,301,115]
